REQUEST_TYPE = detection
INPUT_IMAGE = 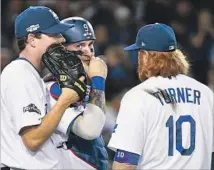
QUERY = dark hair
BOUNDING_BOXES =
[16,32,42,52]
[16,37,27,52]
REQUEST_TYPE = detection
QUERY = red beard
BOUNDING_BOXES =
[138,55,148,81]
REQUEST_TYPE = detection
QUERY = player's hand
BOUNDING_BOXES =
[87,57,108,79]
[60,76,85,104]
[80,54,94,73]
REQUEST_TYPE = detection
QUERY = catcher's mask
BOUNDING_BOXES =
[61,17,96,44]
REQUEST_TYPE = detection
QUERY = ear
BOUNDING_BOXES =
[26,33,36,48]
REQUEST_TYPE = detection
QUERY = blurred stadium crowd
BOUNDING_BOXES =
[1,0,214,161]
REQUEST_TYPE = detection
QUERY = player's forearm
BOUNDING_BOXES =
[72,103,106,140]
[88,58,107,112]
[112,161,137,170]
[21,95,76,151]
[90,89,106,112]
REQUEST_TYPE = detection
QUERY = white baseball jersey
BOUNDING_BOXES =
[46,81,96,169]
[1,59,63,169]
[108,74,214,169]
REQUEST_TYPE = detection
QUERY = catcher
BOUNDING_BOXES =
[43,17,108,170]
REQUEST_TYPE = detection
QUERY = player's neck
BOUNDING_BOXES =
[19,50,42,72]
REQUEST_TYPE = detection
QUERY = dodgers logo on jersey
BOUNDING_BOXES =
[23,103,41,115]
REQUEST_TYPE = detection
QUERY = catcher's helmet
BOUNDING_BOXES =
[61,17,96,44]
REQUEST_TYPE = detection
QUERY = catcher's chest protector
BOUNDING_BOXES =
[66,133,109,170]
[49,82,108,170]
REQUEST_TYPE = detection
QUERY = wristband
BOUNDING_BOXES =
[91,76,105,91]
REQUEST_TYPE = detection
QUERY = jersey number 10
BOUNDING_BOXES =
[166,115,196,156]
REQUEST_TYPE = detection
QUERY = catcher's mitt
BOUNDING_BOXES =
[42,44,87,101]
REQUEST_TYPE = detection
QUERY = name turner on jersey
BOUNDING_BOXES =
[153,87,201,105]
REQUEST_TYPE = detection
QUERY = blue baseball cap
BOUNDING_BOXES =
[15,6,73,38]
[124,23,177,52]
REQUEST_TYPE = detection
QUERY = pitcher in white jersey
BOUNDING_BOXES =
[44,17,108,170]
[108,23,214,170]
[0,6,83,169]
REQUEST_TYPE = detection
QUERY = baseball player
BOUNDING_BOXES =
[108,23,214,169]
[1,6,85,169]
[44,17,108,170]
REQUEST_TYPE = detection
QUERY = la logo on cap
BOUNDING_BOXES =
[169,45,175,50]
[49,9,58,20]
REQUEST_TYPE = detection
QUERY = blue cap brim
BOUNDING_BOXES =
[124,44,141,51]
[42,23,73,34]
